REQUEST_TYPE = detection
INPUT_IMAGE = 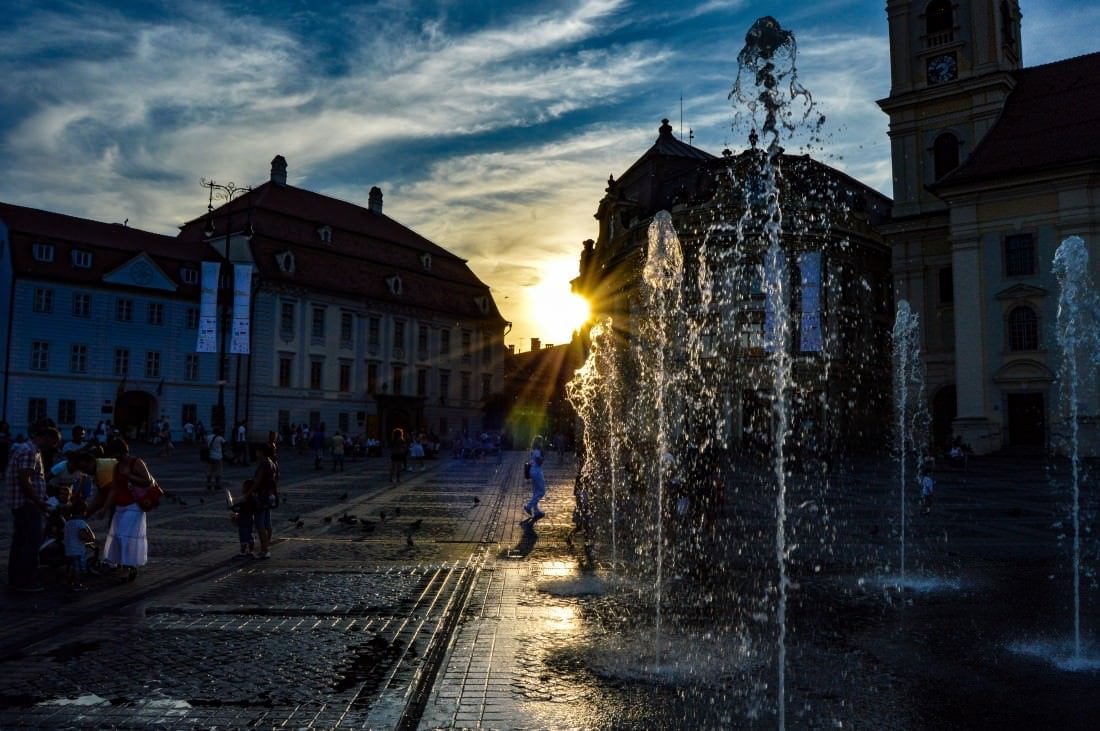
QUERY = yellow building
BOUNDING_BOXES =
[879,0,1100,454]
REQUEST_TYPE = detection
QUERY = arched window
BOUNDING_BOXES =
[933,133,960,180]
[1007,305,1038,351]
[926,0,954,35]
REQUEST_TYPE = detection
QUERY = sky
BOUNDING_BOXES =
[2,1,1097,351]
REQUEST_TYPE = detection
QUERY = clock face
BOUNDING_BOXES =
[926,53,958,84]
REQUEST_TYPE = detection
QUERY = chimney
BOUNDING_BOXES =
[270,155,288,186]
[508,344,515,354]
[530,337,541,351]
[368,186,383,214]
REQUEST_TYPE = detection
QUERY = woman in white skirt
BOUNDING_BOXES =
[101,438,154,582]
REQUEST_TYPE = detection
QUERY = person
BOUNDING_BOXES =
[6,422,61,592]
[554,431,566,464]
[409,434,425,471]
[231,478,257,559]
[64,498,95,590]
[919,463,935,515]
[251,443,279,559]
[0,420,13,475]
[62,426,87,455]
[204,430,227,491]
[331,430,346,472]
[100,437,155,581]
[566,475,591,550]
[182,420,195,446]
[234,421,249,466]
[158,418,174,457]
[311,423,326,471]
[389,428,407,483]
[523,436,547,520]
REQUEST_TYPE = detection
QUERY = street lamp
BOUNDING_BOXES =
[200,178,252,436]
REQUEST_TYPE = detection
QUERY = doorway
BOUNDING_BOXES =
[1006,393,1045,447]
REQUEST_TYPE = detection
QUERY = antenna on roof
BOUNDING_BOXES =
[680,95,684,140]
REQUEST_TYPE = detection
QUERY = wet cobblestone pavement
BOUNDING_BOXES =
[1,448,1098,728]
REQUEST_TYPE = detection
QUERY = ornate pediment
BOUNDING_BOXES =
[102,252,177,292]
[994,283,1047,301]
[992,358,1055,384]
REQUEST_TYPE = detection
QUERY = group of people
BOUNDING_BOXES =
[228,442,279,559]
[6,419,158,593]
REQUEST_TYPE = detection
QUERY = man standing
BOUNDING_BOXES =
[205,430,227,491]
[6,422,61,592]
[235,420,249,466]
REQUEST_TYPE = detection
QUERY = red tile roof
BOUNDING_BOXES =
[936,52,1100,188]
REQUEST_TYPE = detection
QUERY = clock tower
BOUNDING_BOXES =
[877,0,1024,452]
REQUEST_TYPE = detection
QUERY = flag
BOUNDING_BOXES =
[156,378,164,396]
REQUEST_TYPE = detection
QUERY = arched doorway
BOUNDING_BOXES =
[931,385,956,452]
[115,390,156,441]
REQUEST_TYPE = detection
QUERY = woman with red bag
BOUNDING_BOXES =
[100,438,155,582]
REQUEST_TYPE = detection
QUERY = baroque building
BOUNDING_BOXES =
[0,156,509,443]
[879,0,1100,454]
[574,120,894,454]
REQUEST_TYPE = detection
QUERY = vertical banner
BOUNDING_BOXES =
[230,263,252,354]
[197,261,220,353]
[799,251,822,352]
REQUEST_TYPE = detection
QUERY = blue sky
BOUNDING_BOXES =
[2,1,1097,348]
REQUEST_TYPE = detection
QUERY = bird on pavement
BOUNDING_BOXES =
[472,496,480,505]
[379,509,386,522]
[323,516,333,524]
[296,521,305,529]
[338,492,348,501]
[287,515,300,523]
[394,507,401,517]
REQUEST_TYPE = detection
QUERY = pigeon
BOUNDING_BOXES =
[199,498,205,504]
[338,492,348,502]
[281,495,288,505]
[394,507,401,517]
[296,521,305,529]
[323,516,333,524]
[379,510,386,522]
[472,497,480,505]
[287,515,300,523]
[406,535,414,547]
[408,518,423,531]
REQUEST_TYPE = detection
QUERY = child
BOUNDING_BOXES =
[919,465,935,514]
[231,478,257,558]
[64,499,96,591]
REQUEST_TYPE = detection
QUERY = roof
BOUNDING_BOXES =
[936,52,1100,188]
[177,180,506,323]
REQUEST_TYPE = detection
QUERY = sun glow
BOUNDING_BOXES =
[526,262,591,347]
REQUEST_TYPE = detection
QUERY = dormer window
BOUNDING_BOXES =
[71,250,92,269]
[474,295,490,314]
[420,253,432,271]
[317,225,333,244]
[276,250,296,274]
[386,275,403,295]
[32,243,54,262]
[180,267,199,285]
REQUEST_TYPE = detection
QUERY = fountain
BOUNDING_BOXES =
[890,299,926,583]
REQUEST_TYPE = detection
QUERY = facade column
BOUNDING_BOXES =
[951,237,996,452]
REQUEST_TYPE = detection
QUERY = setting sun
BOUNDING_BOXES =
[525,262,591,348]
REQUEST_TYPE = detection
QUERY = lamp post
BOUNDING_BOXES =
[200,178,252,436]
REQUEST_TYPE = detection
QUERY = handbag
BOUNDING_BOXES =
[130,481,164,512]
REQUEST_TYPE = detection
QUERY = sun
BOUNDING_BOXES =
[528,264,591,345]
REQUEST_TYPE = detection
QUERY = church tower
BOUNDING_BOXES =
[878,0,1024,452]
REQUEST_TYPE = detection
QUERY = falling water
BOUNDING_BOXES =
[639,211,686,666]
[1052,235,1100,659]
[891,300,925,581]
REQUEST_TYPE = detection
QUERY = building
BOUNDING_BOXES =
[574,120,894,454]
[1,156,510,444]
[879,0,1100,454]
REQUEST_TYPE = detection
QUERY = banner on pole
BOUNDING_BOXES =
[230,263,252,354]
[197,261,220,353]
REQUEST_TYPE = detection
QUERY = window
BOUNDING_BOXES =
[70,344,88,373]
[310,360,323,390]
[417,369,428,396]
[145,351,161,378]
[461,331,471,363]
[340,312,354,348]
[339,361,351,392]
[148,302,164,325]
[181,267,198,285]
[27,398,47,424]
[1004,234,1035,276]
[385,275,403,295]
[278,356,292,388]
[116,298,133,322]
[367,363,378,394]
[58,399,76,425]
[32,243,54,262]
[482,373,492,400]
[72,292,91,318]
[185,354,200,381]
[280,302,295,338]
[317,225,333,243]
[460,371,471,401]
[938,266,954,304]
[926,0,953,34]
[393,320,405,349]
[933,133,959,180]
[33,288,53,313]
[311,306,326,341]
[481,332,493,362]
[182,404,197,425]
[338,412,349,433]
[1007,306,1039,351]
[440,329,451,355]
[114,348,130,377]
[439,370,450,403]
[420,252,432,270]
[30,341,49,371]
[71,250,92,269]
[418,325,429,355]
[368,317,380,346]
[393,366,403,395]
[186,307,199,329]
[277,410,290,432]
